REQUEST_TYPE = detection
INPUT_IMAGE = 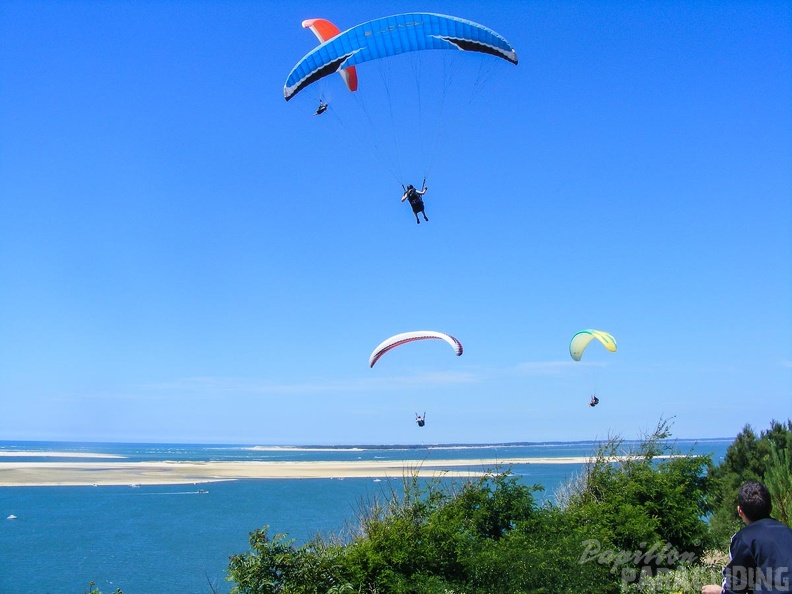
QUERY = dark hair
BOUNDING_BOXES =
[737,481,772,521]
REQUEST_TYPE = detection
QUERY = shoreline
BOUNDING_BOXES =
[0,450,124,459]
[0,456,605,487]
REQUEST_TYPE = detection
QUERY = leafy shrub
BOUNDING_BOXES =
[84,582,123,594]
[559,418,714,578]
[763,441,792,526]
[227,419,717,594]
[707,419,792,545]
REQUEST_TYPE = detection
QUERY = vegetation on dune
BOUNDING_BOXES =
[707,419,792,546]
[227,419,725,594]
[84,581,123,594]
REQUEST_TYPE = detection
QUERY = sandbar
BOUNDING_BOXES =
[0,456,604,487]
[0,450,124,459]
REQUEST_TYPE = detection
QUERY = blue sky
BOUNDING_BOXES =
[1,0,789,445]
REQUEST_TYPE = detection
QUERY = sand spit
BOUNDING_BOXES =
[0,451,124,459]
[0,455,619,487]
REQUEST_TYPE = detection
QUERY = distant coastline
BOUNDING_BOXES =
[0,437,734,450]
[237,437,735,450]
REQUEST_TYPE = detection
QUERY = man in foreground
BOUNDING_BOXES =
[702,480,792,594]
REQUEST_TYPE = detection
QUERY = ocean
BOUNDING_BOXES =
[0,439,731,594]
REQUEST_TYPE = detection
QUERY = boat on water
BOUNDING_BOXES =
[7,514,17,520]
[197,489,208,494]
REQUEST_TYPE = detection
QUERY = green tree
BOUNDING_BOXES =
[339,470,540,593]
[708,419,792,545]
[228,528,301,594]
[465,507,616,594]
[559,419,714,583]
[84,582,123,594]
[764,441,792,526]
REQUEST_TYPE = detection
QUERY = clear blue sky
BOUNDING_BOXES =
[1,0,789,445]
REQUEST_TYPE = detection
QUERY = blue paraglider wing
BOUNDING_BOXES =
[284,13,518,101]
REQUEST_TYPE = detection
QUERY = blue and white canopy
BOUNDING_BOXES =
[284,12,518,101]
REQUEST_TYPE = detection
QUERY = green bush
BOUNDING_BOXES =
[227,420,717,594]
[707,419,792,545]
[84,582,123,594]
[763,441,792,526]
[560,419,714,576]
[619,563,723,594]
[339,471,541,593]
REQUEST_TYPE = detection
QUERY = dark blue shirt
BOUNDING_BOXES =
[723,517,792,593]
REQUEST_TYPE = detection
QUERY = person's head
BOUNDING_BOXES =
[737,481,772,522]
[407,184,414,190]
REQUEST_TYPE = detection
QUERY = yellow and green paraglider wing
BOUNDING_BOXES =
[569,330,617,361]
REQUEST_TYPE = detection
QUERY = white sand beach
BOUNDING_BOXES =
[0,455,607,486]
[0,450,124,459]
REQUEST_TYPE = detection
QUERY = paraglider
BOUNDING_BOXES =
[570,330,615,406]
[314,100,328,115]
[284,13,518,102]
[285,13,518,207]
[369,330,463,368]
[416,412,426,427]
[569,329,617,361]
[401,182,428,224]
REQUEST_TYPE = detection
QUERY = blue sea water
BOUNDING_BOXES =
[0,439,731,594]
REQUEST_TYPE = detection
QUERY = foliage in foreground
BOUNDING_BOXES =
[619,556,725,594]
[559,419,715,569]
[707,419,792,546]
[84,581,123,594]
[227,419,715,594]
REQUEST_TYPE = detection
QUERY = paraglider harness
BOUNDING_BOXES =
[403,179,426,213]
[416,412,426,427]
[589,395,600,407]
